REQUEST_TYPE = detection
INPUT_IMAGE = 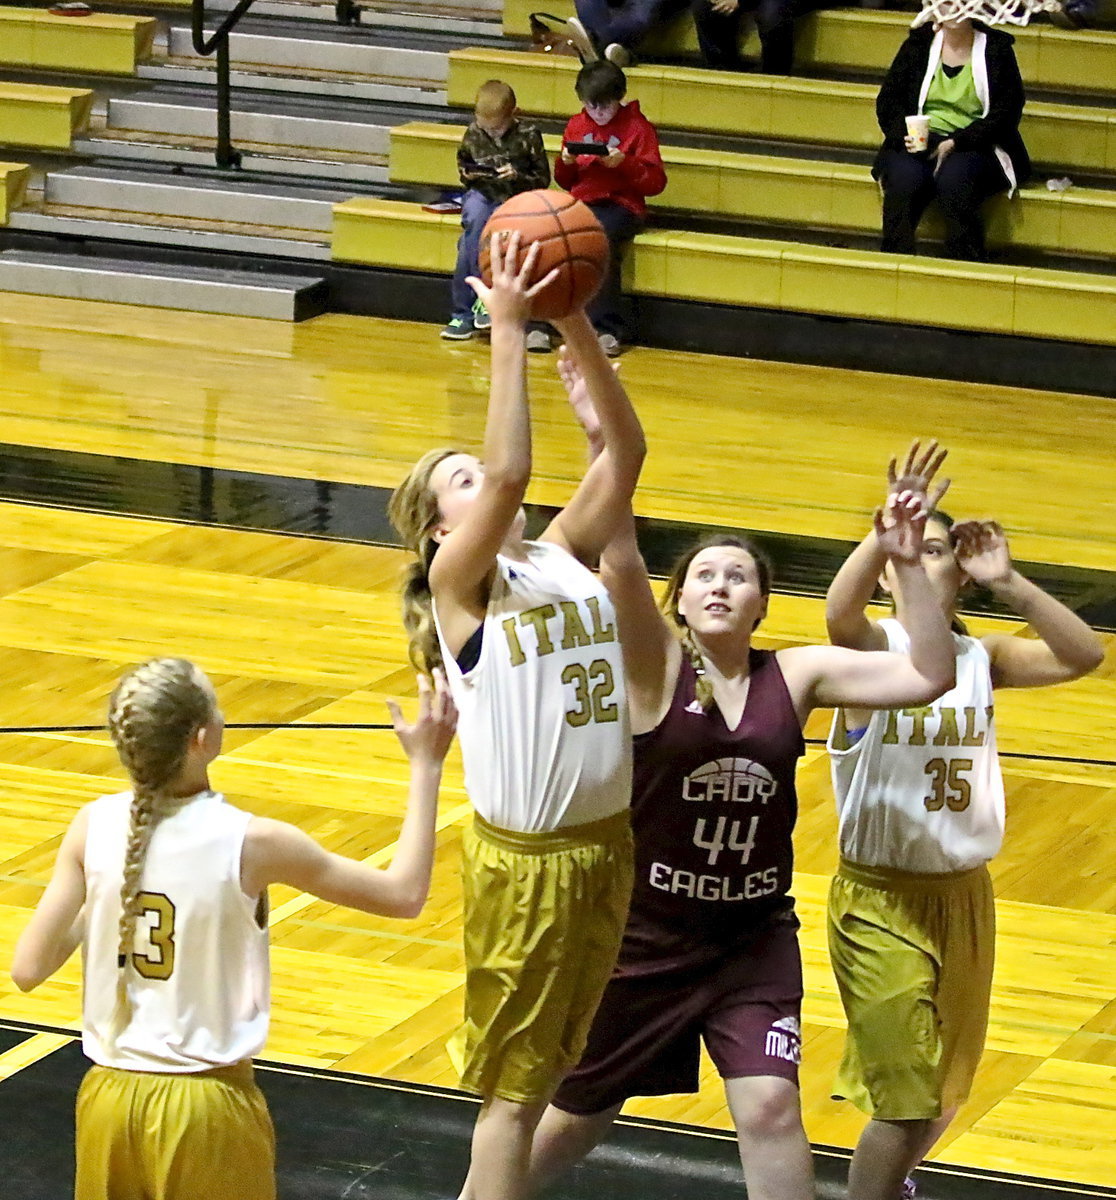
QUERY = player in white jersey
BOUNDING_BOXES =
[825,442,1103,1200]
[388,231,645,1200]
[11,656,456,1200]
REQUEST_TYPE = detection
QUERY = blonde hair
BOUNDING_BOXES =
[476,79,516,119]
[388,448,459,675]
[660,535,774,712]
[105,657,214,1033]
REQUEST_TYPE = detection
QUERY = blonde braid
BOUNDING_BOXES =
[106,658,213,1037]
[682,628,715,712]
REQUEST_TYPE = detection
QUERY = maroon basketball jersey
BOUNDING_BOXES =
[618,650,804,974]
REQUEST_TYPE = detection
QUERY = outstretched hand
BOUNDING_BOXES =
[886,439,950,514]
[951,519,1013,587]
[387,669,458,765]
[873,489,928,565]
[557,343,617,460]
[466,230,559,328]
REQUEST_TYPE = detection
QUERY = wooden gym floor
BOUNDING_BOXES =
[0,294,1113,1192]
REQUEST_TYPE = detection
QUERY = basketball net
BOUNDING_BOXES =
[912,0,1062,26]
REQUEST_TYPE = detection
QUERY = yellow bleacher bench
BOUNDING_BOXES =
[503,0,1116,98]
[389,120,1116,258]
[0,6,157,75]
[330,196,1116,346]
[447,48,1116,173]
[0,82,93,150]
[0,161,30,223]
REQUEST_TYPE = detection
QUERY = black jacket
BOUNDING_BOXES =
[874,23,1030,186]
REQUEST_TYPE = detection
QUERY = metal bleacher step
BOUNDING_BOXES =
[6,165,348,259]
[0,248,328,318]
[139,21,451,103]
[73,93,399,183]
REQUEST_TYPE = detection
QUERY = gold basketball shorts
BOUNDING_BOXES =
[451,808,634,1104]
[828,858,995,1121]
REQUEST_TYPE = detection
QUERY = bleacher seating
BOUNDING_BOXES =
[0,7,157,75]
[0,82,93,150]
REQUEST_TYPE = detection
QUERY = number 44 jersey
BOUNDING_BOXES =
[828,618,1005,874]
[83,790,270,1072]
[436,540,632,834]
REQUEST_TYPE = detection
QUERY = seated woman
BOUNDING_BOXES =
[874,1,1030,261]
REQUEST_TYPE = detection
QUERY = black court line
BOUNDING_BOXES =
[2,442,1114,631]
[0,722,1113,771]
[1,723,1114,771]
[0,1019,1111,1200]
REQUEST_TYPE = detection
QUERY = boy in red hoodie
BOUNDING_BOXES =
[554,61,666,355]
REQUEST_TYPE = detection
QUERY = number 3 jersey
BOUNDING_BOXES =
[82,790,270,1073]
[828,618,1005,873]
[436,539,631,834]
[619,650,803,974]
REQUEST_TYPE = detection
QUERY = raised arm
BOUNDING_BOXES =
[790,493,956,716]
[243,673,457,919]
[11,807,89,991]
[954,521,1104,688]
[554,359,675,729]
[827,439,949,650]
[428,234,556,614]
[540,311,646,564]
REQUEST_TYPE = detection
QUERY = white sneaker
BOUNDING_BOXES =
[598,333,621,357]
[526,329,552,353]
[565,17,598,62]
[605,43,633,67]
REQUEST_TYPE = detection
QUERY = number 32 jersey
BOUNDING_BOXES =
[83,790,270,1073]
[828,618,1005,873]
[436,540,631,834]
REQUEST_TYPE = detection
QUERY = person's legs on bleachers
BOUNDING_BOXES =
[691,0,746,68]
[877,148,935,254]
[933,149,1007,262]
[446,189,498,338]
[754,0,799,74]
[586,200,643,349]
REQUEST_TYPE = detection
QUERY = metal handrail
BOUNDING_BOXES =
[191,0,257,168]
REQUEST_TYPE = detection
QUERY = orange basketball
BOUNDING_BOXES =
[479,190,609,321]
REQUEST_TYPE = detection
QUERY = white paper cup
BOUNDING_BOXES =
[905,115,931,152]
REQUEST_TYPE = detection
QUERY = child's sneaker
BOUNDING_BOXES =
[440,315,474,340]
[472,298,492,331]
[900,1177,917,1200]
[564,16,598,62]
[597,333,621,358]
[526,328,552,353]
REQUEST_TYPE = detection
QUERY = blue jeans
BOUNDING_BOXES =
[451,189,498,320]
[586,200,643,339]
[574,0,688,48]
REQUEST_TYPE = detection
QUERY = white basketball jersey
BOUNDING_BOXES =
[82,790,270,1073]
[436,539,631,833]
[828,618,1005,872]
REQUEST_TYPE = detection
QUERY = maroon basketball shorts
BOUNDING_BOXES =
[551,916,803,1116]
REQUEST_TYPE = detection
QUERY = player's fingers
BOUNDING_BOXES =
[385,698,404,732]
[525,266,560,299]
[515,239,541,286]
[886,456,898,488]
[929,477,951,508]
[926,445,947,479]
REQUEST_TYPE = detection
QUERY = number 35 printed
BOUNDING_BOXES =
[923,757,973,812]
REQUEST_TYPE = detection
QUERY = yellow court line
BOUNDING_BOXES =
[0,1032,74,1083]
[267,800,473,928]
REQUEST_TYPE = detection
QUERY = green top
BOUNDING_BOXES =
[925,61,981,135]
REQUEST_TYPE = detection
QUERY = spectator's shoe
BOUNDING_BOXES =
[900,1178,917,1200]
[1061,0,1095,26]
[472,298,492,331]
[598,333,621,358]
[605,43,633,67]
[565,17,599,62]
[440,315,474,340]
[526,328,552,353]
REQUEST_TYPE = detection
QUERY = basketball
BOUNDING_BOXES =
[479,190,609,321]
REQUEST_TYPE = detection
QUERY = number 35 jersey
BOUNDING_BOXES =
[436,539,631,834]
[619,650,803,974]
[828,618,1005,873]
[82,790,270,1073]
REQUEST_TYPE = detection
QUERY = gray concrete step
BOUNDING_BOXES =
[0,249,329,319]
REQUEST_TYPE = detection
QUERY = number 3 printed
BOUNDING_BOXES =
[923,758,973,812]
[133,891,176,980]
[562,659,619,727]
